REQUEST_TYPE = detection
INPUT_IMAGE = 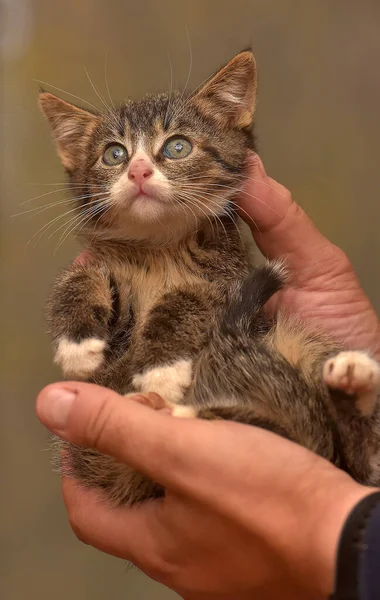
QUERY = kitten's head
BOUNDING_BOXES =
[40,50,257,244]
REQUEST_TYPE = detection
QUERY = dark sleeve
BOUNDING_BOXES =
[359,502,380,600]
[331,492,380,600]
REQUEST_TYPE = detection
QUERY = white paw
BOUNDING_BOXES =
[54,337,106,379]
[171,405,198,418]
[132,359,192,405]
[323,351,380,395]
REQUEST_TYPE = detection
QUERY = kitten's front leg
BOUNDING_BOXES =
[131,286,215,404]
[48,264,113,379]
[132,359,194,406]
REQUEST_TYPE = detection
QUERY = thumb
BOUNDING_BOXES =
[36,381,194,486]
[239,154,341,270]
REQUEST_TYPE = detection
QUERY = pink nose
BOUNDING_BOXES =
[128,159,153,186]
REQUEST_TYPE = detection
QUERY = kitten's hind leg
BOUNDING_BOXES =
[322,351,380,485]
[194,405,296,442]
[323,351,380,416]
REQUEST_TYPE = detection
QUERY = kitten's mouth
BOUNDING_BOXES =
[132,192,164,204]
[130,188,167,206]
[127,190,170,221]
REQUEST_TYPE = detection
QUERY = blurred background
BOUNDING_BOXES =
[1,1,380,598]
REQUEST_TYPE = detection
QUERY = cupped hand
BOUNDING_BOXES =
[240,155,380,357]
[36,383,375,600]
[37,157,380,599]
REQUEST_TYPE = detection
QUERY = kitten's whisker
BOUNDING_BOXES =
[28,183,108,188]
[21,187,74,205]
[84,66,120,132]
[192,195,247,245]
[51,201,110,251]
[206,181,287,202]
[186,194,232,243]
[172,173,287,198]
[157,213,176,239]
[84,65,111,113]
[27,197,109,246]
[35,79,99,112]
[181,27,193,100]
[168,57,212,124]
[104,53,116,112]
[177,193,218,240]
[28,206,83,245]
[173,194,199,234]
[187,189,260,233]
[167,28,194,126]
[50,198,110,241]
[21,188,108,206]
[13,198,77,218]
[55,200,110,252]
[180,187,260,235]
[92,204,112,235]
[17,192,108,215]
[178,182,280,218]
[246,176,288,197]
[163,52,174,129]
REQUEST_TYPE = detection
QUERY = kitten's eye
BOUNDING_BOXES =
[102,144,128,166]
[163,137,192,159]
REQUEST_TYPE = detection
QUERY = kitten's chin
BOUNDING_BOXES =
[129,194,168,221]
[95,204,196,245]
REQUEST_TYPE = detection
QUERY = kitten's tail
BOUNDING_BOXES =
[222,259,288,335]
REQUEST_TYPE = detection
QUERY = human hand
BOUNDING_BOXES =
[36,382,376,600]
[239,155,380,358]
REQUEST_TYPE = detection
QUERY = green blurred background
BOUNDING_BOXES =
[1,1,380,598]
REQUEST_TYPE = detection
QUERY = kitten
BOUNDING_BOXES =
[40,50,380,505]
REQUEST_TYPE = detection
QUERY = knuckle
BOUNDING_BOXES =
[328,245,352,274]
[83,394,115,450]
[144,555,179,586]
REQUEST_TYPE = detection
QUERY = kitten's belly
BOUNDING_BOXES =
[114,260,206,323]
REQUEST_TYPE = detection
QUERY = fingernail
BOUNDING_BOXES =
[40,388,76,429]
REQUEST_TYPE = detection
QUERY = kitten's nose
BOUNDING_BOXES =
[128,159,153,187]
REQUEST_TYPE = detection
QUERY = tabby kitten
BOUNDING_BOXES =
[40,50,380,505]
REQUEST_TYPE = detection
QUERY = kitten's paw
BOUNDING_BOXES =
[54,337,106,379]
[323,351,380,415]
[171,405,198,418]
[132,359,192,405]
[323,351,380,393]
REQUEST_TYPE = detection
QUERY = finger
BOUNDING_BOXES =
[61,477,161,565]
[36,382,203,488]
[35,382,320,510]
[73,250,92,266]
[239,155,342,270]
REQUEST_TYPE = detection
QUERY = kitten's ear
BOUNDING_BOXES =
[193,50,257,129]
[39,92,98,171]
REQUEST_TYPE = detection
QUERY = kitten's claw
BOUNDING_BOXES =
[124,392,197,418]
[54,337,106,379]
[124,392,169,410]
[323,351,380,415]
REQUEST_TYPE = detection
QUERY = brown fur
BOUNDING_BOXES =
[40,50,380,505]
